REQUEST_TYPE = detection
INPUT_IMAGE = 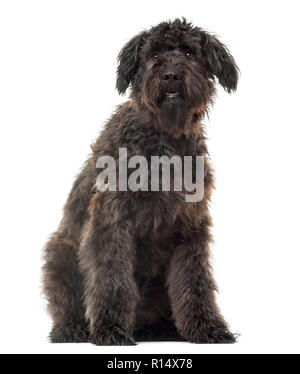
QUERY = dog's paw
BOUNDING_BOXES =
[188,327,237,344]
[50,324,89,343]
[89,327,136,346]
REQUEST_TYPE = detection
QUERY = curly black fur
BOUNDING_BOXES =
[43,18,239,345]
[50,324,89,343]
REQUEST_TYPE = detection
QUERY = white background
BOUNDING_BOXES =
[0,0,300,354]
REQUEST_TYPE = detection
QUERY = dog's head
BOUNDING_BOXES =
[116,19,239,134]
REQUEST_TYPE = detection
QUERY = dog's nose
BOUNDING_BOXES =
[162,71,181,81]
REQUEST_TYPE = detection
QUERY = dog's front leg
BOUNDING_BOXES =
[168,217,236,344]
[79,195,139,345]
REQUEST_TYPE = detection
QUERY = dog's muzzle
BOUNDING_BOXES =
[159,69,184,102]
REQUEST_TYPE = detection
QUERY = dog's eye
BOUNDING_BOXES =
[152,53,159,60]
[185,51,194,59]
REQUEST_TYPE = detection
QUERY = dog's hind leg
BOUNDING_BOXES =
[43,232,89,343]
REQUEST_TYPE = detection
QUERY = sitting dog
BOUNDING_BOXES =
[43,18,238,345]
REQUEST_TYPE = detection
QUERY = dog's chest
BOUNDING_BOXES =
[135,232,178,279]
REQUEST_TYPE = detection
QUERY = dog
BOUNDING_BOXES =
[43,18,238,345]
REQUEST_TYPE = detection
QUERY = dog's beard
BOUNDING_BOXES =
[161,97,184,121]
[157,90,187,131]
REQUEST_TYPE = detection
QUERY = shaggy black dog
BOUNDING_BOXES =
[43,18,238,345]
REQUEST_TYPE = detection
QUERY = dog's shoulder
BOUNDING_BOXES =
[91,101,161,158]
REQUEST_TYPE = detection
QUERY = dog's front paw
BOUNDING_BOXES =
[189,327,237,344]
[89,326,136,346]
[50,324,89,343]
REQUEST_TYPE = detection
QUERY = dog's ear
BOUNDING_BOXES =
[116,32,147,95]
[199,31,239,93]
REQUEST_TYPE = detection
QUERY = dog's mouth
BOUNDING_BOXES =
[165,91,180,99]
[158,88,184,104]
[156,84,185,109]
